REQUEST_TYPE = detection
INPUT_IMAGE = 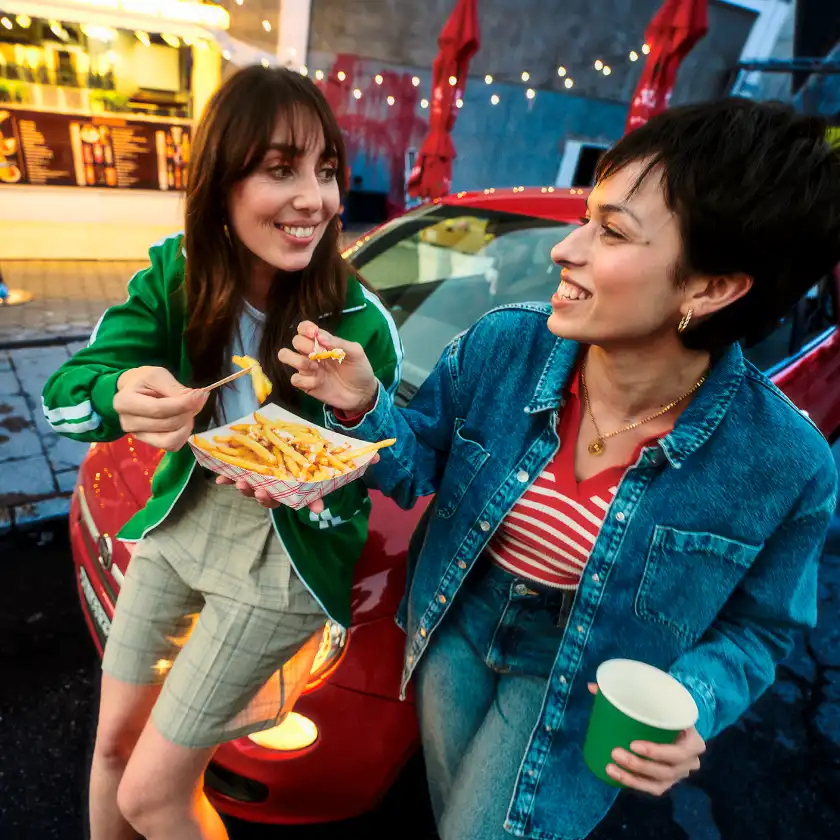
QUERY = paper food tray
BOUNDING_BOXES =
[188,403,375,510]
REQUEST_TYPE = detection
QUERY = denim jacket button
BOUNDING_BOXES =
[559,675,567,684]
[438,594,447,604]
[615,511,626,522]
[516,470,529,483]
[419,627,427,638]
[591,573,600,583]
[479,520,491,532]
[457,560,468,569]
[577,625,585,633]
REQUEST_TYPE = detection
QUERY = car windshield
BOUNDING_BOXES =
[349,205,578,402]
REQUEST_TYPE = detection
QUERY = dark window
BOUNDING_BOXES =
[743,275,837,372]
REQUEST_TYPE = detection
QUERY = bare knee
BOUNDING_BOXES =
[94,676,160,774]
[116,771,164,832]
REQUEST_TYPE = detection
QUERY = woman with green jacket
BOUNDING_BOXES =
[42,67,401,840]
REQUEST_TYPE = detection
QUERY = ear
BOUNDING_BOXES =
[684,272,753,320]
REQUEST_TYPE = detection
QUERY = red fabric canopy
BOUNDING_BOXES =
[407,0,480,200]
[625,0,708,135]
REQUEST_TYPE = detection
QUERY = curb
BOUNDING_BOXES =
[0,495,71,536]
[0,334,92,352]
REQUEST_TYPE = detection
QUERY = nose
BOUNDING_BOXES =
[551,224,587,268]
[292,171,323,214]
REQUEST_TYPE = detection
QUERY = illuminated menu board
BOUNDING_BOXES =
[0,108,190,191]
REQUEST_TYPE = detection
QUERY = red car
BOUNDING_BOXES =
[69,189,840,825]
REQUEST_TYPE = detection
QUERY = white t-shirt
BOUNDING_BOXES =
[218,300,266,424]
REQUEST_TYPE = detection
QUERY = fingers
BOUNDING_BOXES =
[119,410,196,435]
[289,372,322,393]
[307,498,325,515]
[215,476,235,485]
[630,732,706,766]
[588,683,598,695]
[115,388,206,421]
[279,346,320,374]
[133,428,195,452]
[297,320,319,340]
[610,749,683,784]
[605,762,677,796]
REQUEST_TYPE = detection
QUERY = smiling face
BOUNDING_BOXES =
[548,161,691,347]
[228,114,341,275]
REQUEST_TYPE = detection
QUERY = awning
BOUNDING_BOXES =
[0,0,229,41]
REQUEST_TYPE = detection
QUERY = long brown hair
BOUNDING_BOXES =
[184,66,349,421]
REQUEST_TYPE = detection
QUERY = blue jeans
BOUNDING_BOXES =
[416,561,574,840]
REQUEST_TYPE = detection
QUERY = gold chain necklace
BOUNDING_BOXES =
[580,363,708,456]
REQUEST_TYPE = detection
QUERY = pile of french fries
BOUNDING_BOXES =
[192,411,394,483]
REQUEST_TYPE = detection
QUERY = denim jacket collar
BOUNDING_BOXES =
[660,342,746,469]
[524,338,747,469]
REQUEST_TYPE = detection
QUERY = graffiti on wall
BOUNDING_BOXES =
[315,53,429,210]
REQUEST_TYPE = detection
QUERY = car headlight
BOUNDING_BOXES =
[303,621,347,692]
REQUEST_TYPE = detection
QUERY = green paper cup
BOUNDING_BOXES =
[583,659,699,787]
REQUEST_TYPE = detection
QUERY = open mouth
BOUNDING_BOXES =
[555,278,592,301]
[275,224,317,241]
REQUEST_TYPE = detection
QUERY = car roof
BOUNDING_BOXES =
[430,186,590,225]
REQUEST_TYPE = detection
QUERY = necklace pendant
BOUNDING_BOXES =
[588,437,606,456]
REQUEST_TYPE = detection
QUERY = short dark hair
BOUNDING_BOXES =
[596,99,840,352]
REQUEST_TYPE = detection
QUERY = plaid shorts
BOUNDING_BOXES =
[102,471,327,748]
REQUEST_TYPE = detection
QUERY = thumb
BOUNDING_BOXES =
[588,683,598,696]
[140,367,190,397]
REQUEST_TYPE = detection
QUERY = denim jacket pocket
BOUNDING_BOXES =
[435,423,491,520]
[635,526,763,644]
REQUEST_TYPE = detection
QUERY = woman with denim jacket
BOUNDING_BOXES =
[283,100,840,840]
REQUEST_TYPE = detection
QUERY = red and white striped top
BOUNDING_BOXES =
[487,371,665,589]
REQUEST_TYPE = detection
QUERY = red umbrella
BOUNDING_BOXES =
[407,0,480,200]
[625,0,708,134]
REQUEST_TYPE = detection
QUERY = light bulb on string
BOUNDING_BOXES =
[490,93,500,105]
[484,74,493,84]
[421,98,429,109]
[375,74,383,85]
[594,60,603,71]
[412,76,420,86]
[642,43,651,54]
[235,0,243,5]
[353,88,362,100]
[222,49,231,60]
[16,14,31,28]
[526,88,536,100]
[602,66,611,76]
[300,66,308,76]
[387,95,395,106]
[521,71,530,82]
[262,20,271,32]
[564,78,574,89]
[261,58,270,68]
[448,75,458,86]
[315,70,324,80]
[629,50,639,62]
[1,17,12,30]
[557,66,567,77]
[337,70,346,81]
[456,98,464,108]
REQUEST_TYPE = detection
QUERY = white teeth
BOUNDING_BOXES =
[557,280,592,301]
[280,225,315,238]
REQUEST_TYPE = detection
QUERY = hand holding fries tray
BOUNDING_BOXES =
[189,403,394,510]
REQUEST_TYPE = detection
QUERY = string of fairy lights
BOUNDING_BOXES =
[217,0,655,109]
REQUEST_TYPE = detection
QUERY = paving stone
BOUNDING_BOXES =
[0,394,42,462]
[0,370,21,396]
[56,468,79,495]
[0,454,57,504]
[10,347,73,400]
[0,260,139,345]
[65,341,88,356]
[44,435,87,472]
[0,352,10,372]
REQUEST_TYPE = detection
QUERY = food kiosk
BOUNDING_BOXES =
[0,1,228,259]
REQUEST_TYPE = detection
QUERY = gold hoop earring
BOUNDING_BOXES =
[678,309,693,334]
[223,223,232,244]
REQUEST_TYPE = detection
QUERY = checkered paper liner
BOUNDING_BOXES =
[188,403,376,510]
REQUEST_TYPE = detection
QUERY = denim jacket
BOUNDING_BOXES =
[329,303,837,840]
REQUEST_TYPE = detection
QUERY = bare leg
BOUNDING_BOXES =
[117,720,226,840]
[90,674,162,840]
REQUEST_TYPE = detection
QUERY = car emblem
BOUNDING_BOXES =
[98,534,113,571]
